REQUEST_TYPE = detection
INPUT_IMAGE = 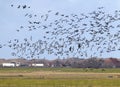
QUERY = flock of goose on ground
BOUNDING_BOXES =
[1,5,120,59]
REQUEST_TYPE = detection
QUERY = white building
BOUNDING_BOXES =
[2,62,20,67]
[31,63,44,67]
[2,63,15,67]
[16,63,20,67]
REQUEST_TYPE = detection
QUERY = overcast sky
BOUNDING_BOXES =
[0,0,120,59]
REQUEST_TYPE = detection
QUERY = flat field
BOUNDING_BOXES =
[0,68,120,87]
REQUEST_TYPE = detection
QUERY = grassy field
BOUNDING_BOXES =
[0,68,120,87]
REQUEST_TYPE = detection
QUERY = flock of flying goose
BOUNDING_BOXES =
[1,5,120,59]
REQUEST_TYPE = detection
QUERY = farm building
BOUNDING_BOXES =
[104,58,120,68]
[2,63,15,67]
[2,62,20,67]
[31,63,44,67]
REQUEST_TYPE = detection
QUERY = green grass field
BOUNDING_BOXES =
[0,68,120,87]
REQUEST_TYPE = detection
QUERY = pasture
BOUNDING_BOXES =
[0,68,120,87]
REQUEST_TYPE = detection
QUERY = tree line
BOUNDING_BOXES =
[0,57,119,68]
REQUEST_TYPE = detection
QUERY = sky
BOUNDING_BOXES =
[0,0,120,59]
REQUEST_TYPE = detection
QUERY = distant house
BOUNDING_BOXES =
[104,58,120,68]
[2,63,15,67]
[2,62,20,67]
[31,63,44,67]
[15,62,21,67]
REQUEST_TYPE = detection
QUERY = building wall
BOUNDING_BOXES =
[2,63,15,67]
[31,63,44,67]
